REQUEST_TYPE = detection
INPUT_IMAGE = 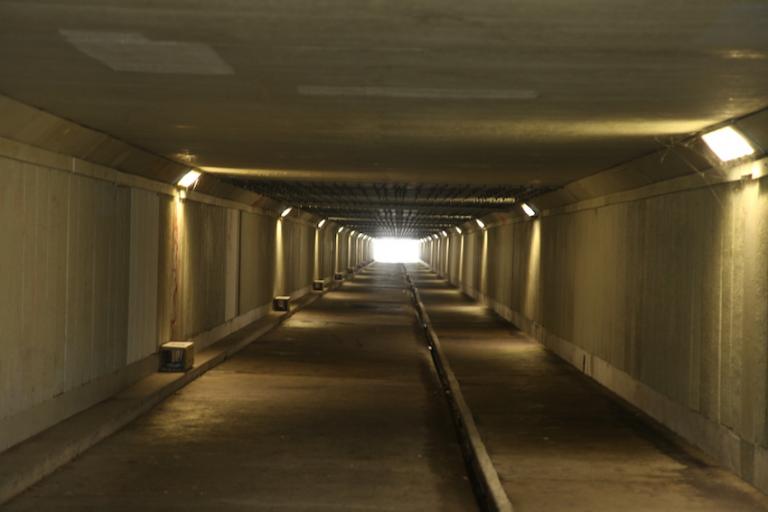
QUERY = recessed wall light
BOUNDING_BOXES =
[475,219,485,229]
[701,126,756,162]
[280,207,293,218]
[521,203,537,217]
[177,170,201,188]
[318,219,326,228]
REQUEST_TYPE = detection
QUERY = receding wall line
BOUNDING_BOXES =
[0,136,318,228]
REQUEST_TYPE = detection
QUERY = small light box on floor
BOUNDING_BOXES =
[334,272,344,281]
[312,279,325,291]
[159,342,195,372]
[273,296,291,312]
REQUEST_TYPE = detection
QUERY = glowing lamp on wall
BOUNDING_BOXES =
[455,226,462,234]
[475,218,485,229]
[280,207,293,218]
[701,126,756,162]
[521,202,537,217]
[318,219,326,228]
[177,170,201,188]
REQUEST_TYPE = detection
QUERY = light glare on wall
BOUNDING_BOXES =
[374,238,420,263]
[701,126,755,162]
[177,170,201,188]
[475,218,485,229]
[280,207,293,218]
[521,202,537,217]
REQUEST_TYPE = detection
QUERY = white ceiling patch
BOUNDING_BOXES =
[297,85,538,100]
[60,30,233,75]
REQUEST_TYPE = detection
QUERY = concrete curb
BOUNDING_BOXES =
[404,269,514,512]
[0,274,353,506]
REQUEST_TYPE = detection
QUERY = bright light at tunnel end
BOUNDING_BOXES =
[373,238,420,263]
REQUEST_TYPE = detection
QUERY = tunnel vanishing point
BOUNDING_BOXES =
[1,2,768,511]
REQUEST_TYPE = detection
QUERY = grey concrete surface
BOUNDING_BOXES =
[2,2,767,185]
[409,265,768,512]
[1,263,476,512]
[0,289,324,506]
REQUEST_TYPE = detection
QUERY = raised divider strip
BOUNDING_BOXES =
[404,268,514,512]
[0,269,365,506]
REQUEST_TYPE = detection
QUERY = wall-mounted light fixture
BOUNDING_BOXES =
[475,218,485,229]
[280,207,293,218]
[455,226,462,234]
[521,202,537,217]
[177,170,201,188]
[702,126,756,162]
[318,219,326,228]
[441,230,448,237]
[338,226,345,234]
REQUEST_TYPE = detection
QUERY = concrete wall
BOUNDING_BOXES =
[0,136,340,454]
[421,160,768,493]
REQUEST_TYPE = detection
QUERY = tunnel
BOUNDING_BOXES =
[1,2,768,511]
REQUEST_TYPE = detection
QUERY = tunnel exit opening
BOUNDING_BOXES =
[373,238,420,263]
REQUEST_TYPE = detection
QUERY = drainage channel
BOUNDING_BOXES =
[401,265,514,512]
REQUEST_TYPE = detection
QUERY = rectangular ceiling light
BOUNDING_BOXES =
[521,203,537,217]
[701,126,756,162]
[177,170,201,188]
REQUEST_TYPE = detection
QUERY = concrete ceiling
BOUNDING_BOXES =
[228,179,548,237]
[0,0,767,234]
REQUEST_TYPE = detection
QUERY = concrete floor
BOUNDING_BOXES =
[2,264,477,512]
[408,265,768,512]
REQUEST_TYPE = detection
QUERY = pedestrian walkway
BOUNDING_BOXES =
[2,264,477,512]
[408,263,768,512]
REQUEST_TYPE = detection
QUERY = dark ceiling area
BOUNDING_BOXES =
[0,1,767,236]
[227,179,549,237]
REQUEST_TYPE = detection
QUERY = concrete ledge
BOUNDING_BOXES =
[404,270,514,512]
[0,354,159,454]
[0,281,338,506]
